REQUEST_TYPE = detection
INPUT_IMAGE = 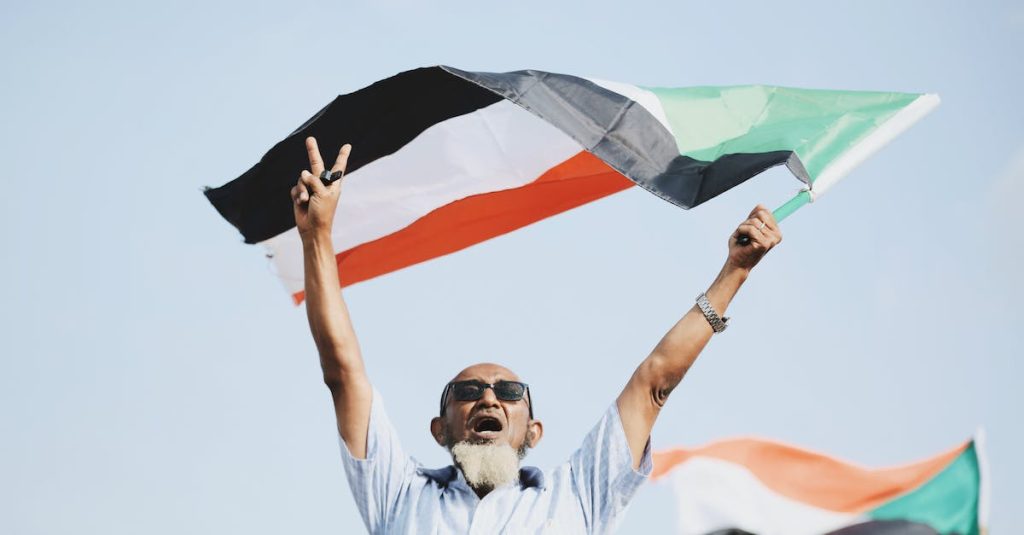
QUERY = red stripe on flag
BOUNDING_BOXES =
[292,151,633,304]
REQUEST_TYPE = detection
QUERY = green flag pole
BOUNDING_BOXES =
[773,189,812,223]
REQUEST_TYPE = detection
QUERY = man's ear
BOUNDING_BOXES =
[526,419,544,448]
[430,417,446,447]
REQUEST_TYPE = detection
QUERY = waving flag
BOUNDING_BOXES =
[204,66,937,302]
[652,436,988,535]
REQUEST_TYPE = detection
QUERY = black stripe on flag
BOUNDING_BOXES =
[205,67,502,244]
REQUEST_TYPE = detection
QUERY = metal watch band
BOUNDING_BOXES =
[696,292,729,333]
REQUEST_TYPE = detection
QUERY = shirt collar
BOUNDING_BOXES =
[418,465,545,490]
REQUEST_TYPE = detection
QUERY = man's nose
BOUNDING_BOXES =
[476,386,500,407]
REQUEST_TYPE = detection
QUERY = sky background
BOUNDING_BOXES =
[2,0,1021,533]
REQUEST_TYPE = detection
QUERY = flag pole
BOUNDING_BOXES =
[773,188,812,223]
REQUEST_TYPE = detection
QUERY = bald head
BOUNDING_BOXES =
[450,362,522,384]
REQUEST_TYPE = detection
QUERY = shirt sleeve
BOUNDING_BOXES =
[338,388,415,534]
[568,401,653,534]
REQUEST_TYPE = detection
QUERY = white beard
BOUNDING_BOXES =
[451,442,521,490]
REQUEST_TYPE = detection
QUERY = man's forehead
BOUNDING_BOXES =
[450,362,521,383]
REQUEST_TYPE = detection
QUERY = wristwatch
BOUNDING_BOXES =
[696,292,729,333]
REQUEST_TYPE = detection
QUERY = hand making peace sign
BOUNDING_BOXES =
[291,136,352,237]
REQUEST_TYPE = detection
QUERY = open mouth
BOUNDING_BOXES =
[473,416,503,434]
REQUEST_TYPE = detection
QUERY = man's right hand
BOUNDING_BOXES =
[291,137,351,237]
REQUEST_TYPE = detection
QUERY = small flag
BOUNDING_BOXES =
[205,67,937,302]
[652,435,987,535]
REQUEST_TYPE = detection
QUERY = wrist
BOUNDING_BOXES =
[699,264,747,329]
[300,228,334,249]
[718,262,751,285]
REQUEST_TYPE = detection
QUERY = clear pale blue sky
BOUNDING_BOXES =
[2,1,1021,533]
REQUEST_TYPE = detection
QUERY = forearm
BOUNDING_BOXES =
[647,264,748,393]
[302,230,366,390]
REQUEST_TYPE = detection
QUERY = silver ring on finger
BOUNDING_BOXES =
[757,220,767,231]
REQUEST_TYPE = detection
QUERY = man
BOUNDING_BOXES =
[291,137,781,534]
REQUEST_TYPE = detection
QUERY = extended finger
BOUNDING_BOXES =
[306,137,325,175]
[330,143,352,175]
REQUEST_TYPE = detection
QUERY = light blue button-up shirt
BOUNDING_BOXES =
[339,389,653,534]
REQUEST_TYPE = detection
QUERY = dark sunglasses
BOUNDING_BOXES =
[439,380,533,419]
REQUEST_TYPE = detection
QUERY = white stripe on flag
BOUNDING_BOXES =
[668,457,858,535]
[585,78,675,137]
[810,93,940,198]
[262,99,583,294]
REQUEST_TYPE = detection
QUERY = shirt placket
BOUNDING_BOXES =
[467,490,498,535]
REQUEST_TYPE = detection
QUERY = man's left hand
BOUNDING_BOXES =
[725,204,782,273]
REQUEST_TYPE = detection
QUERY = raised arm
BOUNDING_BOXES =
[616,205,782,468]
[291,137,373,458]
